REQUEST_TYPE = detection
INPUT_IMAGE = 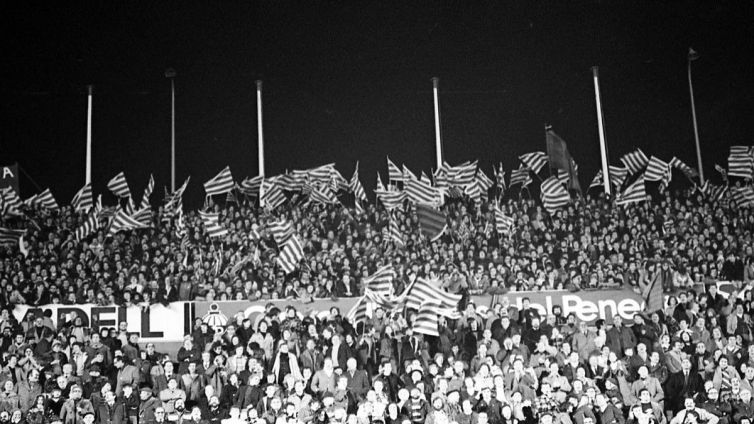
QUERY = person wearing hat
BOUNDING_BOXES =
[138,386,162,424]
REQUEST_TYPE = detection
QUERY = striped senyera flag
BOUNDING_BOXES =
[669,157,698,179]
[475,169,494,193]
[305,164,336,186]
[387,157,403,182]
[107,208,148,237]
[32,188,59,210]
[509,166,529,187]
[405,177,441,206]
[139,174,155,210]
[204,166,235,197]
[727,146,754,179]
[415,204,446,241]
[107,172,131,198]
[376,172,386,192]
[328,168,349,192]
[267,219,294,247]
[389,214,404,247]
[198,210,228,239]
[519,152,548,174]
[276,235,304,274]
[402,165,418,183]
[0,227,25,245]
[362,265,396,296]
[1,188,23,216]
[446,161,477,188]
[131,207,153,227]
[730,186,754,208]
[412,299,463,337]
[376,189,406,211]
[644,156,671,182]
[620,149,649,174]
[609,165,628,188]
[309,185,338,205]
[240,175,263,197]
[403,277,462,312]
[540,176,570,214]
[74,209,100,241]
[464,181,482,205]
[494,204,514,235]
[346,295,370,325]
[260,181,286,210]
[616,176,647,206]
[350,164,367,199]
[709,184,728,202]
[71,183,93,212]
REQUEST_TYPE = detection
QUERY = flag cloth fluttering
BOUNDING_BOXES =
[386,157,403,182]
[494,204,514,235]
[616,176,647,206]
[589,170,603,190]
[203,166,235,197]
[546,129,581,192]
[727,146,754,179]
[620,149,649,174]
[415,204,446,241]
[518,152,548,174]
[198,210,228,239]
[71,183,93,212]
[540,176,570,214]
[403,277,462,312]
[276,235,304,274]
[609,165,628,188]
[107,172,131,198]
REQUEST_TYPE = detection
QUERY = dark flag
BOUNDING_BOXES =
[546,129,582,193]
[415,204,446,241]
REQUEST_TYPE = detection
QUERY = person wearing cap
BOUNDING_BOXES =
[59,385,94,424]
[138,386,162,424]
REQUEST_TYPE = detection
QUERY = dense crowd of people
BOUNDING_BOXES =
[1,185,754,423]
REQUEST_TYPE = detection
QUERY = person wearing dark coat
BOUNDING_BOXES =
[96,391,126,424]
[665,358,705,413]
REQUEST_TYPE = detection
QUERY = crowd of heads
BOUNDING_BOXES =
[0,186,753,423]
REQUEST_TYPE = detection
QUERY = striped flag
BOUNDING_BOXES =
[346,295,370,325]
[446,161,477,188]
[71,183,93,212]
[404,277,462,311]
[509,166,530,187]
[387,157,403,182]
[494,205,514,235]
[616,176,646,206]
[107,172,131,198]
[306,164,337,185]
[328,168,349,192]
[589,170,603,190]
[402,165,418,183]
[464,182,482,205]
[405,177,441,206]
[540,176,570,214]
[413,299,463,337]
[107,208,148,237]
[74,209,100,241]
[620,149,649,174]
[709,184,728,201]
[240,175,263,197]
[198,210,228,239]
[644,156,671,182]
[389,215,404,247]
[260,181,287,210]
[415,204,446,241]
[730,186,754,207]
[131,207,153,227]
[350,163,368,202]
[433,164,449,189]
[475,169,494,193]
[175,209,186,239]
[519,152,548,174]
[226,189,238,204]
[376,189,406,211]
[163,177,190,219]
[727,146,754,179]
[139,174,155,210]
[310,185,338,205]
[0,227,25,245]
[555,169,569,188]
[669,157,698,180]
[268,219,294,247]
[609,165,628,188]
[1,188,23,216]
[204,166,235,197]
[277,235,304,274]
[362,265,396,296]
[32,188,59,210]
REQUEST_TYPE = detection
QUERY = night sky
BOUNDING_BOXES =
[3,1,754,207]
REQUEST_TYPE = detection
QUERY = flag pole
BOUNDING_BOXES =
[85,85,93,185]
[591,66,611,195]
[256,80,265,177]
[432,77,443,171]
[687,48,704,185]
[165,68,177,193]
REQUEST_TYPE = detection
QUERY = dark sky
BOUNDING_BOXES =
[3,1,754,206]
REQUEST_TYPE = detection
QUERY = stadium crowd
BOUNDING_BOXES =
[1,185,754,424]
